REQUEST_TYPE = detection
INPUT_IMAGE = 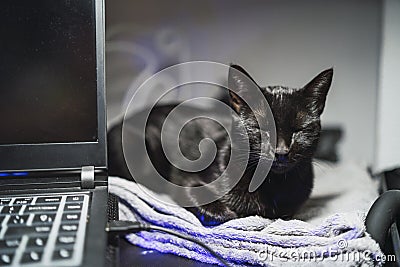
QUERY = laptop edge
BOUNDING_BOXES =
[0,0,108,266]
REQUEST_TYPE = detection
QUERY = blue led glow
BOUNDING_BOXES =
[12,172,28,176]
[140,250,154,255]
[197,212,221,226]
[130,220,239,265]
[203,219,220,226]
[0,172,29,177]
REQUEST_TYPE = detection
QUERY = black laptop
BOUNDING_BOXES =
[0,0,108,266]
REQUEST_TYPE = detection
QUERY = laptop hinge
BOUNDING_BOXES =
[81,166,95,189]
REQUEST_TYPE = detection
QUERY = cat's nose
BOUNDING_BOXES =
[275,153,288,163]
[275,142,289,163]
[274,138,289,163]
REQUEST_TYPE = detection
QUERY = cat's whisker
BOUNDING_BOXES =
[311,160,332,174]
[313,159,333,169]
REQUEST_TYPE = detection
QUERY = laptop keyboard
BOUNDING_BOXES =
[0,193,89,266]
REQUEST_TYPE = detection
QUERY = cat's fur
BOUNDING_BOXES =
[107,65,333,224]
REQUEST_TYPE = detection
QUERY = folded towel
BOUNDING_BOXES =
[294,161,379,225]
[109,170,383,266]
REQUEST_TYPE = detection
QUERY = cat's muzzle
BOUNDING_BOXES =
[271,153,291,173]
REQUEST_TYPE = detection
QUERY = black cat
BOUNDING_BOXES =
[107,64,333,225]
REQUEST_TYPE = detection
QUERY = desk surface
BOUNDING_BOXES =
[120,239,215,267]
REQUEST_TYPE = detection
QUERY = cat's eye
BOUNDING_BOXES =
[291,126,302,133]
[292,123,308,132]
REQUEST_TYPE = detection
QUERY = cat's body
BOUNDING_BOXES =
[108,65,333,225]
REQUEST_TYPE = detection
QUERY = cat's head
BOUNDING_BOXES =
[228,64,333,174]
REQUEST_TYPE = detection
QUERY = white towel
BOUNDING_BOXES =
[109,161,383,266]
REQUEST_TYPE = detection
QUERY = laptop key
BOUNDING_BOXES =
[0,216,6,224]
[0,199,11,206]
[21,250,42,264]
[59,224,78,233]
[62,213,80,223]
[25,205,58,213]
[0,252,13,265]
[53,248,74,261]
[1,206,21,215]
[5,226,51,237]
[0,238,21,249]
[56,235,76,246]
[64,203,82,212]
[32,214,56,225]
[13,198,33,205]
[26,237,48,249]
[7,215,29,225]
[66,195,84,203]
[35,196,61,204]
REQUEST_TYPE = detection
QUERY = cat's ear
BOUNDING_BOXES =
[303,68,333,115]
[228,64,259,113]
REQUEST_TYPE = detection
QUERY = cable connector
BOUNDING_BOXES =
[106,220,150,236]
[105,220,232,267]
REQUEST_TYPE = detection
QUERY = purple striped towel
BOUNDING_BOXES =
[109,176,383,266]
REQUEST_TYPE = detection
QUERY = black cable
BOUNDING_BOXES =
[365,190,400,249]
[106,220,233,267]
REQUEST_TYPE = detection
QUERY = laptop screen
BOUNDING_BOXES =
[0,0,97,145]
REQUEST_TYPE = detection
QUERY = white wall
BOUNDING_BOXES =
[106,0,381,164]
[374,0,400,172]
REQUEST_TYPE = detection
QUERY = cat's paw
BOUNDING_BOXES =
[189,205,238,226]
